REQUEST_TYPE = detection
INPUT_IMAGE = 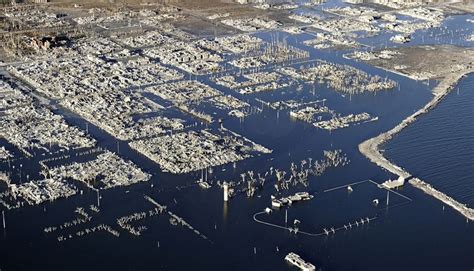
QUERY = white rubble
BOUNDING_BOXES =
[129,129,271,174]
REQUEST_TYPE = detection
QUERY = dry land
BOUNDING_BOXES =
[349,45,474,81]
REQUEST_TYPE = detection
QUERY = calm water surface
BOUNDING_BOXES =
[0,8,473,271]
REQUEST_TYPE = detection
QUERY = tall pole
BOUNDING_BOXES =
[386,190,390,207]
[2,210,5,229]
[223,182,229,202]
[97,189,100,207]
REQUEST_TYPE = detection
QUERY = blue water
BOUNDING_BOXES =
[1,5,474,271]
[385,74,474,206]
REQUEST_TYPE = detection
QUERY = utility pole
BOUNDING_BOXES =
[2,210,5,229]
[386,190,390,207]
[97,189,100,207]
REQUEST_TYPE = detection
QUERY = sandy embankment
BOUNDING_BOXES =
[359,69,474,220]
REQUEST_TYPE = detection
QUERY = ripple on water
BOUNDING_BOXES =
[384,74,474,205]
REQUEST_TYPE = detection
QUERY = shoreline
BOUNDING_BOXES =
[359,69,474,220]
[410,178,474,221]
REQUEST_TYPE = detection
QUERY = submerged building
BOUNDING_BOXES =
[382,176,406,189]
